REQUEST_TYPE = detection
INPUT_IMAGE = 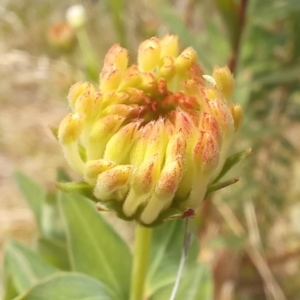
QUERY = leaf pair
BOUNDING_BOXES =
[5,172,214,299]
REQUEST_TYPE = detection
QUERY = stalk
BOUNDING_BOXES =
[130,224,152,300]
[76,28,98,81]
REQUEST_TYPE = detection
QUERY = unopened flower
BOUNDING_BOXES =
[47,22,76,52]
[66,4,86,30]
[58,35,243,226]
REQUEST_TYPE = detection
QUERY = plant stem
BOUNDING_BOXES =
[107,0,127,47]
[228,0,249,73]
[130,224,152,300]
[76,28,99,81]
[169,219,192,300]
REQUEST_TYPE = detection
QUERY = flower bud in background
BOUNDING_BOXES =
[66,4,86,30]
[47,22,76,53]
[58,35,243,226]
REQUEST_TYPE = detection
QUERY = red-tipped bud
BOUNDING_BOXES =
[58,113,83,144]
[68,82,95,110]
[94,165,134,200]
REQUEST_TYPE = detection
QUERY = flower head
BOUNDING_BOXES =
[58,35,243,226]
[66,4,87,30]
[47,22,76,53]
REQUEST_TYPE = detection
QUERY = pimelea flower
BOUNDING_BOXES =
[58,35,243,226]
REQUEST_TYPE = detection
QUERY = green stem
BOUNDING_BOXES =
[76,28,99,81]
[130,224,152,300]
[107,0,127,47]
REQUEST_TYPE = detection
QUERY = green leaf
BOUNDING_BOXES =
[3,249,14,299]
[56,168,71,182]
[213,148,252,183]
[14,171,46,229]
[147,220,199,295]
[178,263,213,300]
[4,240,57,294]
[56,181,96,201]
[41,193,65,240]
[150,263,213,300]
[37,237,70,271]
[206,177,239,196]
[59,192,132,299]
[14,273,112,300]
[2,260,18,300]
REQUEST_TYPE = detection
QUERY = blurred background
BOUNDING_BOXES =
[0,0,300,299]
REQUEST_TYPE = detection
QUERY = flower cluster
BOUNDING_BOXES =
[58,35,243,226]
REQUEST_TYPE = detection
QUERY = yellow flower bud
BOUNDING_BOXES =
[164,132,186,164]
[158,56,176,81]
[212,66,234,100]
[193,131,219,173]
[58,113,83,144]
[141,156,184,224]
[103,121,140,163]
[101,91,129,108]
[84,159,116,185]
[203,98,234,137]
[160,34,179,58]
[129,122,154,166]
[131,154,161,195]
[75,90,96,116]
[118,66,142,91]
[175,47,197,73]
[155,156,184,199]
[103,44,128,72]
[94,165,134,200]
[199,112,222,147]
[88,115,125,160]
[102,104,139,118]
[58,113,85,173]
[68,82,95,110]
[123,154,162,218]
[100,66,123,92]
[138,72,157,93]
[138,37,161,72]
[231,104,244,130]
[142,119,167,161]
